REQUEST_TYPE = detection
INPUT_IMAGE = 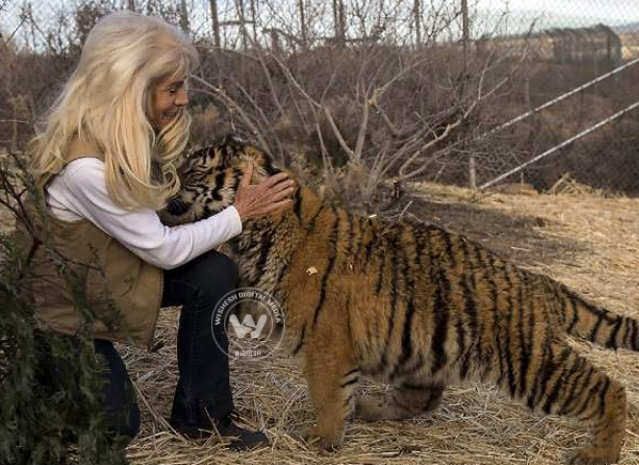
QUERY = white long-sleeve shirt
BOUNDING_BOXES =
[45,158,242,270]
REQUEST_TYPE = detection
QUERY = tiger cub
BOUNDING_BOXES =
[161,136,638,465]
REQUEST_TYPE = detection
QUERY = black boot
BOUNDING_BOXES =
[170,410,269,451]
[215,412,270,451]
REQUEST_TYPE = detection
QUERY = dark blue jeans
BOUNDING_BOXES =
[94,250,238,440]
[162,250,237,427]
[94,339,141,440]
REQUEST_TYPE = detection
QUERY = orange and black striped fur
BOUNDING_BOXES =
[161,136,636,465]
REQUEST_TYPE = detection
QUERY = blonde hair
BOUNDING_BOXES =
[30,11,199,210]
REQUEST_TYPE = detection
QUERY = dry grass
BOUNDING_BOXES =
[84,185,639,464]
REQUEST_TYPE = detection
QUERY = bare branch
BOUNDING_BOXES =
[270,53,321,109]
[191,75,273,157]
[353,87,369,163]
[322,105,355,159]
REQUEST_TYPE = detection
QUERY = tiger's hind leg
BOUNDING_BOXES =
[513,340,626,465]
[355,383,444,421]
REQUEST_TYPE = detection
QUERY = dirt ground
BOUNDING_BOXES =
[115,182,639,465]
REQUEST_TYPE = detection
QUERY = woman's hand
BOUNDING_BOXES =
[233,163,296,222]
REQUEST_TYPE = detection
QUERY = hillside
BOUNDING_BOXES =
[615,21,639,33]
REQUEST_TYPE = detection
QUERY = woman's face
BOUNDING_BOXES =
[149,74,189,131]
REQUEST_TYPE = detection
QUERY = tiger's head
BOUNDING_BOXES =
[160,135,281,226]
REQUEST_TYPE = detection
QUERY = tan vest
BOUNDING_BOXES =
[26,139,163,348]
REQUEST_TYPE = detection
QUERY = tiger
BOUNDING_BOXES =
[160,135,639,465]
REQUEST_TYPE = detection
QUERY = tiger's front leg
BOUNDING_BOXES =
[298,330,359,450]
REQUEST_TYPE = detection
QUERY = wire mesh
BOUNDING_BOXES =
[1,0,639,193]
[3,1,639,50]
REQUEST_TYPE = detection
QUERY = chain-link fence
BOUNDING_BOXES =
[2,0,639,195]
[4,1,639,50]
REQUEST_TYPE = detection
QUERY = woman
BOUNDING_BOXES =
[27,11,293,450]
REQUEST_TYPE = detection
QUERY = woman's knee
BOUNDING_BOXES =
[208,251,239,283]
[189,251,239,292]
[164,251,240,312]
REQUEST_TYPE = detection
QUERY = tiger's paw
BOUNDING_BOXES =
[294,424,343,451]
[567,447,620,465]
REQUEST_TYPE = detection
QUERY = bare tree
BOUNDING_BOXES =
[179,0,190,34]
[9,0,630,204]
[209,0,221,47]
[186,0,537,208]
[413,0,421,47]
[333,0,346,47]
[236,0,248,49]
[460,0,475,187]
[249,0,258,45]
[298,0,307,48]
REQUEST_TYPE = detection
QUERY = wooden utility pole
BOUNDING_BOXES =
[298,0,307,49]
[209,0,221,47]
[413,0,421,48]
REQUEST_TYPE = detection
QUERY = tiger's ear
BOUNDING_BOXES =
[218,134,248,167]
[232,133,247,143]
[222,133,247,148]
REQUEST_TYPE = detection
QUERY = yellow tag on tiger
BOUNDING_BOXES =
[306,266,319,276]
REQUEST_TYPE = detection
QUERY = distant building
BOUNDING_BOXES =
[478,24,622,65]
[619,32,639,59]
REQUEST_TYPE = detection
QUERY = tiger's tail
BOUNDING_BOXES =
[555,282,639,351]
